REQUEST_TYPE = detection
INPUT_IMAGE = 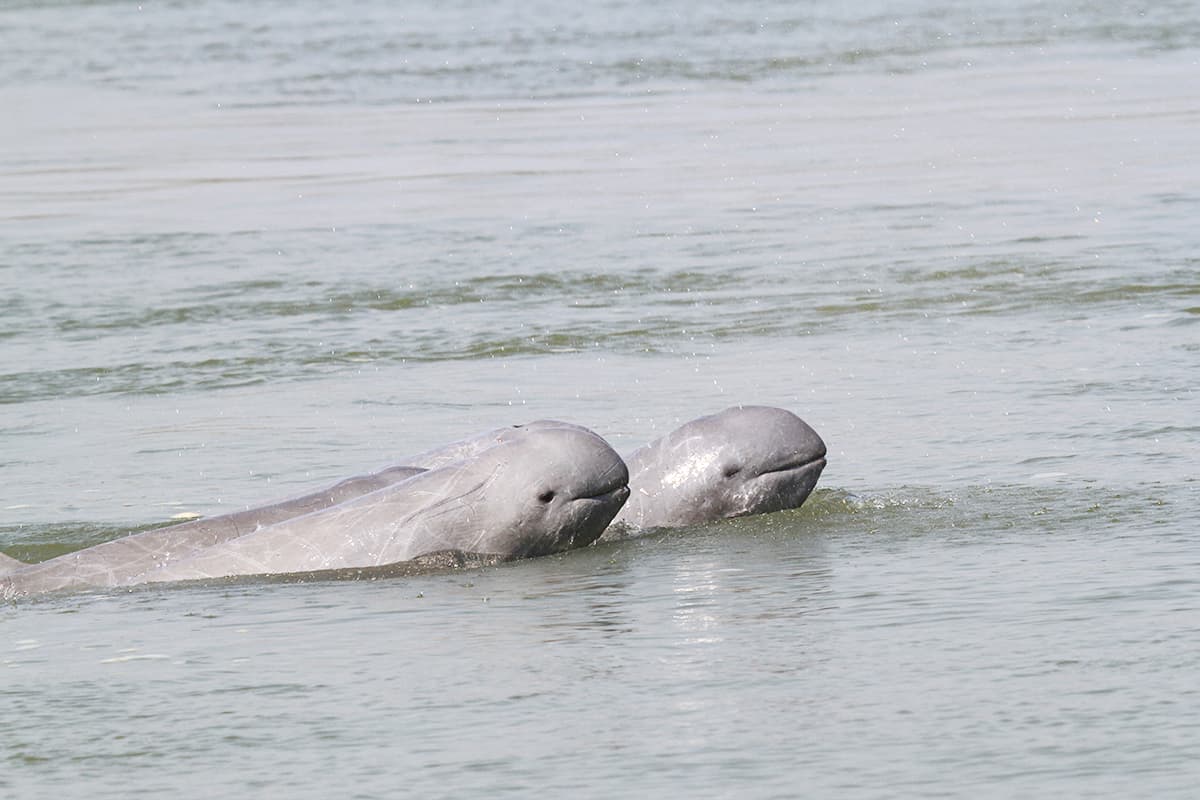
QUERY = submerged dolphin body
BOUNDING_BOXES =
[605,405,827,533]
[1,425,628,596]
[0,465,428,591]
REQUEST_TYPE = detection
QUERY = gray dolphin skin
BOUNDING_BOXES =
[1,425,629,597]
[0,465,427,591]
[607,405,826,533]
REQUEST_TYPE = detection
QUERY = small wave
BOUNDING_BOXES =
[744,484,1182,540]
[0,520,176,565]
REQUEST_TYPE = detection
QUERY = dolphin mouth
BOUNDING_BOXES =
[579,484,631,506]
[759,455,827,479]
[559,484,630,550]
[726,455,825,521]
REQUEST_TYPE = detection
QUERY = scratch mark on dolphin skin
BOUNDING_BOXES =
[374,464,504,562]
[592,459,628,495]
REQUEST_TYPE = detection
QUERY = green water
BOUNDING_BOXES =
[2,1,1197,797]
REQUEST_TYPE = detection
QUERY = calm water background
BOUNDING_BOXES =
[2,0,1197,797]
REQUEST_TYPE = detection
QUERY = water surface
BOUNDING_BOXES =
[2,1,1197,797]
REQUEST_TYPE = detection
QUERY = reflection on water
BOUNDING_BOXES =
[671,560,725,644]
[3,482,1198,797]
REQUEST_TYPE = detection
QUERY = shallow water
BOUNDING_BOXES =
[2,1,1198,797]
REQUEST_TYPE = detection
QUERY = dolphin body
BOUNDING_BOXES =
[1,424,628,597]
[0,420,586,592]
[0,464,429,593]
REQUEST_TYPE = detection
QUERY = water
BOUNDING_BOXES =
[2,0,1197,796]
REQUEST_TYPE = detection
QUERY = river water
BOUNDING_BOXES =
[2,1,1197,797]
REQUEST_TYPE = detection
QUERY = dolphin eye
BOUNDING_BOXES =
[537,489,556,503]
[723,465,741,479]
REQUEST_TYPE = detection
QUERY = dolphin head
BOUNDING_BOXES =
[617,405,826,529]
[464,426,630,558]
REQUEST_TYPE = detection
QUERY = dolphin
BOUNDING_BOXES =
[1,425,628,596]
[604,405,826,533]
[0,420,589,588]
